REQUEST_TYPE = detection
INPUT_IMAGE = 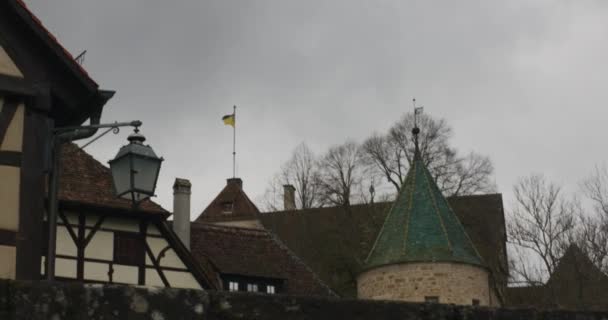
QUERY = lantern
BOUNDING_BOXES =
[109,129,163,205]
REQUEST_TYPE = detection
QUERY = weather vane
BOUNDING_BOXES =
[413,98,423,129]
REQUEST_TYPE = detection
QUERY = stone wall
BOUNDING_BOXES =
[1,280,607,320]
[358,262,497,306]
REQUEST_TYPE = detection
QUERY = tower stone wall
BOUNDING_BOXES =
[357,262,497,307]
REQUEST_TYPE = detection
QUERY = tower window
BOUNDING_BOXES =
[472,299,480,306]
[222,202,233,214]
[228,281,239,291]
[425,296,439,303]
[266,285,276,294]
[247,284,258,292]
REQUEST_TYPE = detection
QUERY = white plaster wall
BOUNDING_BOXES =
[147,225,161,235]
[113,264,138,284]
[0,166,20,231]
[85,230,113,260]
[84,261,110,282]
[55,258,76,279]
[0,103,24,152]
[164,270,200,289]
[64,212,79,226]
[0,245,16,279]
[0,46,23,77]
[145,267,164,287]
[146,237,187,269]
[56,225,77,256]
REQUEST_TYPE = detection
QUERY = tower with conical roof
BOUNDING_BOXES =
[357,124,498,306]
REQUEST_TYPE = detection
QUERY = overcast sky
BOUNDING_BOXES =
[25,0,608,218]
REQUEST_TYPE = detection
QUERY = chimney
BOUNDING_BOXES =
[227,177,243,188]
[283,184,296,211]
[173,178,191,250]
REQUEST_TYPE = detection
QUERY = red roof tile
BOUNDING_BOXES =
[59,143,167,216]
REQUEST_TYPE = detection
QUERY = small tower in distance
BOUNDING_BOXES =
[357,123,498,306]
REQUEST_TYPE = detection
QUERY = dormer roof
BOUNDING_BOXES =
[194,178,260,223]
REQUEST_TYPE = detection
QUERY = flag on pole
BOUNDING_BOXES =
[222,114,235,127]
[414,107,424,115]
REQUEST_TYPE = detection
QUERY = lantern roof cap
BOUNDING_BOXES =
[110,130,163,162]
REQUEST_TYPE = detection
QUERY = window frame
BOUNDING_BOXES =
[228,281,239,292]
[113,231,145,266]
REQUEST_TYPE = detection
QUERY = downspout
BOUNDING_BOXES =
[46,91,112,280]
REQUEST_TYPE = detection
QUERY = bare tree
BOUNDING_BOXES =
[578,165,608,273]
[317,141,367,207]
[260,143,323,210]
[508,174,578,284]
[361,112,494,196]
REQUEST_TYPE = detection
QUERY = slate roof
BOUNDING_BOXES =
[59,143,168,216]
[506,245,608,311]
[364,152,484,270]
[190,222,335,297]
[194,178,260,223]
[260,194,508,298]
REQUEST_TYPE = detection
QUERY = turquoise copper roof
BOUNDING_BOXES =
[363,139,484,270]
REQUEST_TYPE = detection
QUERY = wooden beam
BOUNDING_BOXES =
[0,151,21,167]
[58,210,78,244]
[83,215,105,248]
[0,229,16,246]
[76,212,85,280]
[0,98,18,143]
[0,74,35,96]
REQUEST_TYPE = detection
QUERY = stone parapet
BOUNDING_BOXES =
[1,280,607,319]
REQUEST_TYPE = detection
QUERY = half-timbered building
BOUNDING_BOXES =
[0,0,114,281]
[50,144,216,289]
[0,0,217,290]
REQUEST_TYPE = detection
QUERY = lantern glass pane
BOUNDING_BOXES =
[132,156,160,195]
[110,156,132,197]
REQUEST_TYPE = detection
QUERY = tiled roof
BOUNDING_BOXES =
[190,223,335,297]
[364,151,484,270]
[59,143,167,216]
[260,194,507,298]
[12,0,97,86]
[506,245,608,311]
[194,178,260,223]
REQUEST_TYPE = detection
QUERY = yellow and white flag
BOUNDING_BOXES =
[222,113,235,127]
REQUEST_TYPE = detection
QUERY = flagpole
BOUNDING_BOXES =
[232,105,236,178]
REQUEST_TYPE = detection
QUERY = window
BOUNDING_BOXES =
[247,284,258,292]
[229,281,239,292]
[472,299,480,306]
[425,296,439,303]
[266,285,276,294]
[113,232,144,266]
[222,202,233,214]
